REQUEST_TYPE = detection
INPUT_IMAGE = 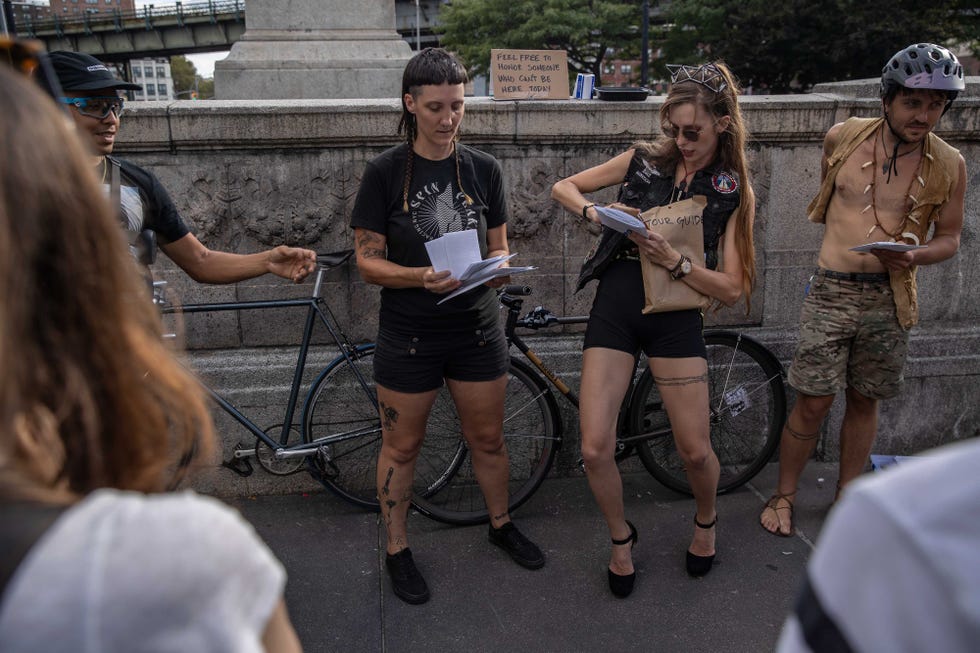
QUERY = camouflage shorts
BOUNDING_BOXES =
[788,270,909,399]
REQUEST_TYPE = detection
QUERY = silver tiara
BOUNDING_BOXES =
[666,64,727,94]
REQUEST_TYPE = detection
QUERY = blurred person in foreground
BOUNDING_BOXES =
[777,437,980,652]
[760,43,966,537]
[0,65,301,653]
[48,50,316,286]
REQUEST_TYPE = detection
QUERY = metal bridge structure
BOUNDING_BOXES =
[15,0,440,63]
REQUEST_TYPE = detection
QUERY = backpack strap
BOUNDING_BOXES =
[0,501,68,602]
[107,157,156,266]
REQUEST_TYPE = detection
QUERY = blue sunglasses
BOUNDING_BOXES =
[58,96,125,119]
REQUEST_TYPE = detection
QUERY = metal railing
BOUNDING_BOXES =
[20,0,244,38]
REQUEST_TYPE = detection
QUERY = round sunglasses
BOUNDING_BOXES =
[58,96,126,120]
[661,118,721,143]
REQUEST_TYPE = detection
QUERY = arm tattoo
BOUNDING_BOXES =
[356,231,386,260]
[653,373,709,387]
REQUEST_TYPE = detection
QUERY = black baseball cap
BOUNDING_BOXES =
[48,50,142,92]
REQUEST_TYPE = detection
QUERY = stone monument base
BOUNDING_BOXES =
[213,0,413,100]
[215,31,411,99]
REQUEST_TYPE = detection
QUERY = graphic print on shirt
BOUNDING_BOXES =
[103,182,145,232]
[410,181,478,240]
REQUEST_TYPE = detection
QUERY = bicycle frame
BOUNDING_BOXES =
[498,287,759,455]
[160,252,378,472]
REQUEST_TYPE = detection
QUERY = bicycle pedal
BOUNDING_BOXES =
[316,447,340,479]
[221,456,253,478]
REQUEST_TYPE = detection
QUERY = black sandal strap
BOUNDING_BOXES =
[694,515,718,529]
[611,520,637,546]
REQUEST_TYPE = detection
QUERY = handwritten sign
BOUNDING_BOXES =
[490,49,569,100]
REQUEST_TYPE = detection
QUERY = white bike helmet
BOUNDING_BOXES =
[881,43,964,99]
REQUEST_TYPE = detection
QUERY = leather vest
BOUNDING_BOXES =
[577,152,741,291]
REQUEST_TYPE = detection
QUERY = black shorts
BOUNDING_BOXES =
[373,321,510,393]
[584,259,706,359]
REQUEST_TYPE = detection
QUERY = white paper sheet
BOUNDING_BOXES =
[424,230,485,278]
[594,205,648,237]
[849,242,927,253]
[437,265,537,304]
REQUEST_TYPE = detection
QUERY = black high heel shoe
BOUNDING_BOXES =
[686,515,717,578]
[607,520,638,598]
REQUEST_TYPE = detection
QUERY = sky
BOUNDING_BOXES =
[185,51,228,79]
[131,1,228,78]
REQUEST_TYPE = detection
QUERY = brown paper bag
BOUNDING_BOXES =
[639,195,711,314]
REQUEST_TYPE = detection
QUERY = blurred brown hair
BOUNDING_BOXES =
[0,65,213,501]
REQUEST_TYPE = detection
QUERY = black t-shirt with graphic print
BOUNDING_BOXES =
[105,155,191,254]
[350,142,509,333]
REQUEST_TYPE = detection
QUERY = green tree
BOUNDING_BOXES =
[439,0,642,85]
[661,0,978,93]
[196,78,215,100]
[169,55,198,96]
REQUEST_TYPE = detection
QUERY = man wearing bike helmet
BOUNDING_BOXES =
[48,51,315,285]
[761,43,967,537]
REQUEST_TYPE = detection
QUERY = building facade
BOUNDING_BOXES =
[129,57,175,101]
[47,0,134,18]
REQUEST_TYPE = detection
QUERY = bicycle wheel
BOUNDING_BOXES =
[410,357,562,526]
[302,345,468,510]
[630,331,786,495]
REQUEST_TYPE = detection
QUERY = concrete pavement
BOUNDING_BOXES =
[226,461,838,653]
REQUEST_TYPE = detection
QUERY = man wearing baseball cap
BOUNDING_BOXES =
[49,51,315,285]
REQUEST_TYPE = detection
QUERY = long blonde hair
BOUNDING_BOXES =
[635,61,756,311]
[0,66,213,501]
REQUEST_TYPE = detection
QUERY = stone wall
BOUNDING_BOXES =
[118,89,980,496]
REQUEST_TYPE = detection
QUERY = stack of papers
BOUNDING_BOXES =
[849,242,926,253]
[594,206,648,237]
[424,230,535,304]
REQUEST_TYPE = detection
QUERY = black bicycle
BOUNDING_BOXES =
[158,250,471,510]
[163,264,785,528]
[401,285,787,525]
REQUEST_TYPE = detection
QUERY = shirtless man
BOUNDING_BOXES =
[760,43,967,536]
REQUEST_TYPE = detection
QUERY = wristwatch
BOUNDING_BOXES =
[669,254,692,280]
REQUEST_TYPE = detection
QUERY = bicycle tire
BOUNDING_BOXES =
[410,356,562,526]
[301,345,468,509]
[630,331,786,495]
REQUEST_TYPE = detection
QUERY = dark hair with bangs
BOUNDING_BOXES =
[397,47,468,144]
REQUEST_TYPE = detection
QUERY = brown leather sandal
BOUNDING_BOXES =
[760,493,795,537]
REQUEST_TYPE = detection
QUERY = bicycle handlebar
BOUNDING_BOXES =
[498,285,588,331]
[500,284,532,296]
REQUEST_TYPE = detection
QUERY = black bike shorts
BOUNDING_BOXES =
[584,259,706,359]
[373,321,510,393]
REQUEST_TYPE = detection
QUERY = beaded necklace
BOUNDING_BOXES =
[861,126,926,240]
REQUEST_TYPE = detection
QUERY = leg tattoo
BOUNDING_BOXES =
[787,422,821,441]
[379,400,399,431]
[653,372,709,387]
